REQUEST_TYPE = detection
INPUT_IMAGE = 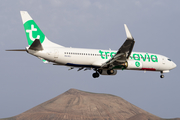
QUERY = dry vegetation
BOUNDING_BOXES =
[1,89,179,120]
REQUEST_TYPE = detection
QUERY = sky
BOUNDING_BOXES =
[0,0,179,119]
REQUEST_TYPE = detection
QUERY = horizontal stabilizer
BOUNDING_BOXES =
[38,57,49,63]
[6,49,26,51]
[29,39,43,50]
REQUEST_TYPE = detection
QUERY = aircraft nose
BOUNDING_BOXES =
[172,62,177,69]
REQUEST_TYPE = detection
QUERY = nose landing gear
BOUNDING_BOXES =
[160,71,164,78]
[160,75,164,78]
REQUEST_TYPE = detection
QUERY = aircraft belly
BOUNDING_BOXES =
[140,61,159,71]
[59,55,101,67]
[73,56,100,65]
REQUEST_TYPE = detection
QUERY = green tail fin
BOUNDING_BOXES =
[20,11,45,46]
[20,11,64,47]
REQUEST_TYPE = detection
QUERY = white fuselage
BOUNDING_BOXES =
[11,11,176,78]
[27,47,176,72]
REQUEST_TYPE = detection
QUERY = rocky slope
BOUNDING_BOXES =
[1,89,179,120]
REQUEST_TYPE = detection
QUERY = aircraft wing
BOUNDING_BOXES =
[101,24,135,69]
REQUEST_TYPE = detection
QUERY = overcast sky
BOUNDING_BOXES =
[0,0,179,119]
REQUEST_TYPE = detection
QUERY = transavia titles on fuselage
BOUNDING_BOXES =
[6,11,176,78]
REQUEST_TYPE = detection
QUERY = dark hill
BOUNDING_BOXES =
[1,89,179,120]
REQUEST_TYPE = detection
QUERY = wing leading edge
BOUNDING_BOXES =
[101,24,135,69]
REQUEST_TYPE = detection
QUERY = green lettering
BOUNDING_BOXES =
[146,53,150,62]
[151,55,158,62]
[99,50,105,59]
[110,52,116,58]
[105,52,110,59]
[133,54,140,61]
[132,53,158,62]
[140,54,146,61]
[129,56,133,59]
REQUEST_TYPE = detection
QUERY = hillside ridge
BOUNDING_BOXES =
[1,88,179,120]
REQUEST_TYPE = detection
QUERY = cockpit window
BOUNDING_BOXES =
[168,59,172,61]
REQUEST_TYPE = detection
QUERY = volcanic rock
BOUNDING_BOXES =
[1,89,179,120]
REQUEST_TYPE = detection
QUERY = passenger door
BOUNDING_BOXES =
[54,49,59,58]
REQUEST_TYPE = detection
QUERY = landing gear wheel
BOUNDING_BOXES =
[160,71,164,78]
[92,72,99,78]
[107,69,114,75]
[160,75,164,78]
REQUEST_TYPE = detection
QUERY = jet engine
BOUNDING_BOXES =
[126,60,142,69]
[98,69,117,75]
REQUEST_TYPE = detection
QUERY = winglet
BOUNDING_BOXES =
[124,24,133,40]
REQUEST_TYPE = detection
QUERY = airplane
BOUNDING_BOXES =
[7,11,177,78]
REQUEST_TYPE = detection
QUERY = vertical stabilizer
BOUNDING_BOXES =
[20,11,63,47]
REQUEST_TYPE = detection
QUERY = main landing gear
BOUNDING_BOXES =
[92,68,100,78]
[160,71,164,78]
[92,72,99,78]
